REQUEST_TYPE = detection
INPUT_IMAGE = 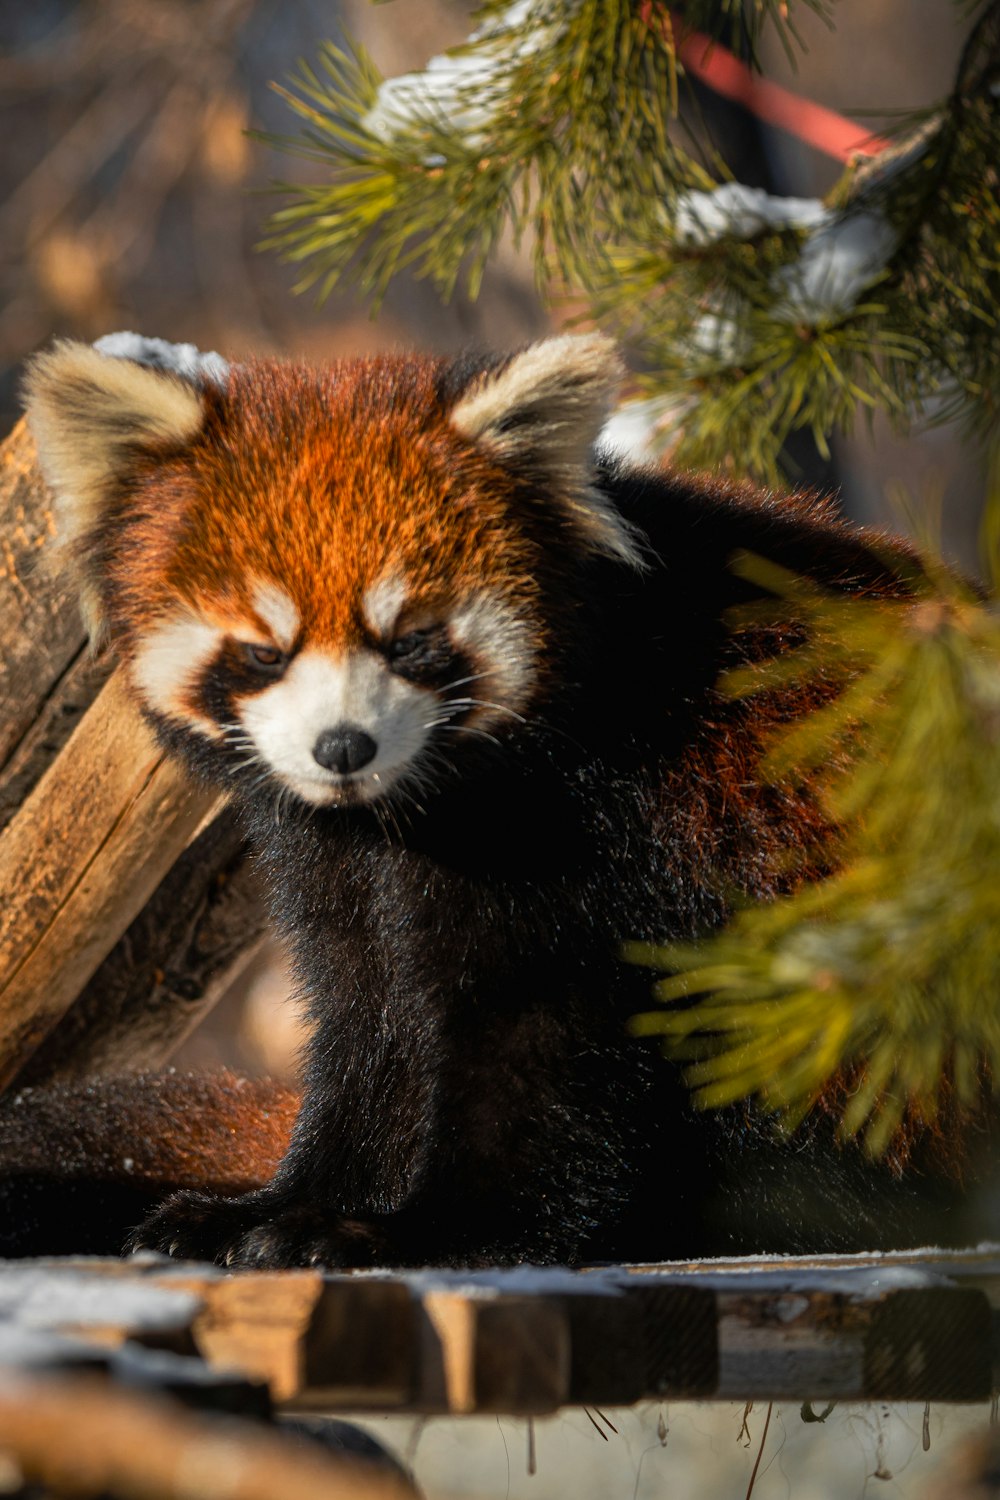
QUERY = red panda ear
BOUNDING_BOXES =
[448,333,645,570]
[23,339,212,641]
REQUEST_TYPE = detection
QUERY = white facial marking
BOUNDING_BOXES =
[362,575,409,638]
[131,613,223,735]
[449,593,535,713]
[238,647,432,805]
[251,579,300,651]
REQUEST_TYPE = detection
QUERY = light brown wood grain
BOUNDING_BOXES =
[0,418,88,780]
[162,1271,417,1410]
[419,1290,569,1414]
[0,667,218,1086]
[0,1372,419,1500]
[173,1270,328,1403]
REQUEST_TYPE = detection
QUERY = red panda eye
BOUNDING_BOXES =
[389,630,431,661]
[244,643,286,672]
[386,626,458,685]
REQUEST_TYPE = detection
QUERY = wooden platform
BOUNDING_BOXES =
[1,1249,996,1417]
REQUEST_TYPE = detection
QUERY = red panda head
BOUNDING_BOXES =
[24,334,642,808]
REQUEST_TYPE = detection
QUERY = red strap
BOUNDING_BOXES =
[639,4,892,162]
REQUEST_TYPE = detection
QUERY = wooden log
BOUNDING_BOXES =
[0,669,219,1088]
[418,1288,569,1414]
[0,650,113,838]
[0,419,88,800]
[170,1271,418,1411]
[0,415,267,1087]
[18,809,267,1084]
[0,1372,419,1500]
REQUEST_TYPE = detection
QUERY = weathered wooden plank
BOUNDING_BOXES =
[0,418,88,780]
[0,1372,419,1500]
[18,808,267,1084]
[418,1289,569,1414]
[0,669,218,1086]
[300,1277,417,1411]
[640,1247,1000,1307]
[172,1272,418,1411]
[714,1282,992,1401]
[3,1256,993,1410]
[626,1283,719,1398]
[562,1284,718,1403]
[626,1260,995,1402]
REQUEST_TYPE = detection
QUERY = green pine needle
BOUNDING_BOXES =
[261,3,713,307]
[629,552,1000,1155]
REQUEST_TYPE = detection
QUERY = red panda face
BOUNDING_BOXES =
[114,361,546,807]
[24,335,641,808]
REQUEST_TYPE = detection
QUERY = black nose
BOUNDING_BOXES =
[313,725,378,775]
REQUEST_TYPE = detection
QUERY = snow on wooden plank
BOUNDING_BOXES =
[0,1253,993,1411]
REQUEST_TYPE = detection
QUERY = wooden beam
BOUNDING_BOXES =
[172,1271,418,1410]
[0,419,88,790]
[0,1372,418,1500]
[18,809,267,1084]
[0,415,266,1088]
[418,1289,569,1414]
[15,1255,990,1410]
[0,669,218,1087]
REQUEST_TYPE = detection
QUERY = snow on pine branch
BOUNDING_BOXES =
[674,183,829,244]
[599,393,696,463]
[363,0,564,147]
[774,211,898,319]
[673,181,899,323]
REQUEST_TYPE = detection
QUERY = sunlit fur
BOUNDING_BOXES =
[16,334,952,1271]
[23,341,205,639]
[25,339,631,811]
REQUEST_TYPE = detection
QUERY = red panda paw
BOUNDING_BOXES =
[126,1189,388,1269]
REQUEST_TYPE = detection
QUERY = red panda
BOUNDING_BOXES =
[10,333,959,1267]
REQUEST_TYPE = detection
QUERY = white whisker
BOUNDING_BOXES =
[436,724,502,748]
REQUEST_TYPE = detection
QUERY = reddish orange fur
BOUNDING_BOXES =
[0,1072,298,1195]
[110,360,548,673]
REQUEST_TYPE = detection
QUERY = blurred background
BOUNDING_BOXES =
[0,0,988,1081]
[0,0,549,431]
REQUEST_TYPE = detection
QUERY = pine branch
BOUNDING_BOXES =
[601,0,1000,477]
[262,2,714,304]
[263,2,1000,478]
[261,2,839,307]
[628,547,1000,1156]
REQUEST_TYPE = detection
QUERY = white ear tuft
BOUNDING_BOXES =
[23,339,209,638]
[449,333,644,568]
